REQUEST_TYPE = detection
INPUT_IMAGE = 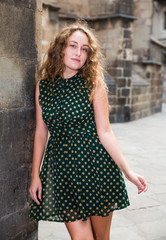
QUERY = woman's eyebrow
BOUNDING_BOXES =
[69,40,89,47]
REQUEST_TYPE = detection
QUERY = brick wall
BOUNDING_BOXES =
[131,63,163,120]
[40,0,164,122]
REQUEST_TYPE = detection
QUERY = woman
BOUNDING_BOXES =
[29,21,147,240]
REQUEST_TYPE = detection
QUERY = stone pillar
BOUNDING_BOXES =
[116,19,133,122]
[109,17,133,122]
[0,0,42,239]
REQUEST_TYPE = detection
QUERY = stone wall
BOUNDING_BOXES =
[41,0,164,122]
[43,0,89,16]
[132,0,164,120]
[0,0,42,239]
[132,0,153,62]
[131,63,163,120]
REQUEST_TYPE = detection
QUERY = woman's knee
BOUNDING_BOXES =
[72,236,94,240]
[70,232,94,240]
[93,232,110,240]
[90,213,113,240]
[65,218,94,240]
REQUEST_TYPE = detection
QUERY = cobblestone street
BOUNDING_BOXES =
[38,104,166,240]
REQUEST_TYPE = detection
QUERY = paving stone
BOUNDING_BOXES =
[111,226,147,240]
[38,221,70,240]
[136,219,166,240]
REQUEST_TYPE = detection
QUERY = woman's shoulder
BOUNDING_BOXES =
[38,78,50,86]
[37,78,51,91]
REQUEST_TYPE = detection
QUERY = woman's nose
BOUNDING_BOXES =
[75,47,81,56]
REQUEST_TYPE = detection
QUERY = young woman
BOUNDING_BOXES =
[29,21,147,240]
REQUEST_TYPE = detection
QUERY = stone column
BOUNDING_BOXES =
[0,0,42,239]
[108,17,134,122]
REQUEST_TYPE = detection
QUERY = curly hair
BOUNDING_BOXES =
[39,20,107,102]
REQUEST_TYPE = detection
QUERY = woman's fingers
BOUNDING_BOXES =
[38,187,42,201]
[29,177,42,204]
[29,185,42,205]
[136,178,144,189]
[30,189,41,205]
[33,192,41,205]
[126,171,148,194]
[137,176,148,193]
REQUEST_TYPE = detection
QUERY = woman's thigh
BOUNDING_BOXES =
[65,217,94,240]
[90,212,114,240]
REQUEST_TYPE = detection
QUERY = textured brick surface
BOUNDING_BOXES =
[41,0,163,123]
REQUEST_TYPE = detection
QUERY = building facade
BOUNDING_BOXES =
[41,0,166,122]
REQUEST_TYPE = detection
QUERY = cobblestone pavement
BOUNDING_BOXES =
[38,104,166,240]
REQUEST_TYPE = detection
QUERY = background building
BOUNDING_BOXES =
[42,0,166,122]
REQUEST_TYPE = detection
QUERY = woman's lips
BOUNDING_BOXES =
[71,58,80,62]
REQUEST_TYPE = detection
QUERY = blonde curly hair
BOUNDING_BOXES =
[39,20,107,103]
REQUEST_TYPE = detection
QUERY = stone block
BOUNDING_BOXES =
[125,61,132,68]
[24,62,36,107]
[124,30,131,38]
[116,0,133,15]
[124,106,131,121]
[0,108,35,173]
[109,97,116,105]
[110,68,122,77]
[0,3,37,59]
[122,88,130,96]
[0,57,36,110]
[108,85,116,95]
[116,60,125,67]
[118,97,126,105]
[117,78,126,87]
[0,0,36,9]
[126,78,131,87]
[124,39,132,49]
[132,87,141,95]
[0,166,29,218]
[118,49,132,61]
[0,206,37,240]
[109,113,116,123]
[95,19,109,31]
[121,20,130,29]
[124,69,131,77]
[117,88,121,97]
[132,96,138,104]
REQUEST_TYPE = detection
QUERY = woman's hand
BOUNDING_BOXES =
[29,176,42,205]
[125,170,148,194]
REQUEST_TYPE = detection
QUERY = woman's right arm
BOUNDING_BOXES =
[29,81,48,205]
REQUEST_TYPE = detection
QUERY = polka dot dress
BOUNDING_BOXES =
[29,72,130,223]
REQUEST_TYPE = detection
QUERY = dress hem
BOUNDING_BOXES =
[29,203,130,223]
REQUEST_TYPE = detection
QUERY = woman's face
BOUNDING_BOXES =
[63,30,89,76]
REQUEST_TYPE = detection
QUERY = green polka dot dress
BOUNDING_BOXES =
[29,72,130,223]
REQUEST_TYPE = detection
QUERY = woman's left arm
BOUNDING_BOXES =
[93,81,148,194]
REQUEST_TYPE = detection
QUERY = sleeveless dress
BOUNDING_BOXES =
[29,72,130,223]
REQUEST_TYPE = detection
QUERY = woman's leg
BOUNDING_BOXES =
[90,212,114,240]
[65,217,94,240]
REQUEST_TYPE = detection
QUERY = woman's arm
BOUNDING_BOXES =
[29,81,48,205]
[93,81,148,194]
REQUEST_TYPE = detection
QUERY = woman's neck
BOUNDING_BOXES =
[62,70,78,79]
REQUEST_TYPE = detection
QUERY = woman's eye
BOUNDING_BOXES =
[70,45,76,48]
[82,48,88,52]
